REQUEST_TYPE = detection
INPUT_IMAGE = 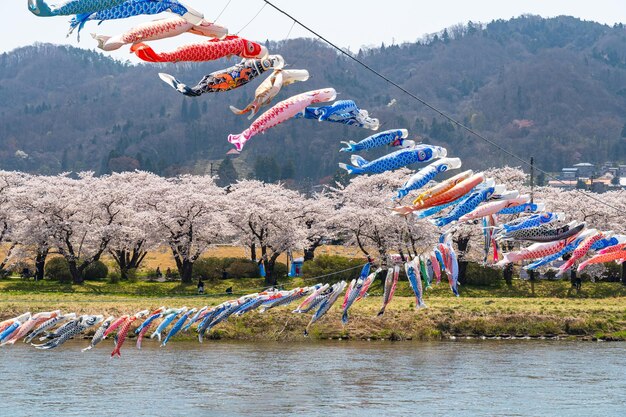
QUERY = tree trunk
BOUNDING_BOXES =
[111,246,147,280]
[457,262,468,285]
[503,263,513,288]
[170,241,195,284]
[34,248,48,281]
[250,242,257,262]
[455,236,470,285]
[264,253,281,286]
[355,233,370,258]
[265,259,275,286]
[61,234,109,285]
[115,250,129,280]
[304,240,322,261]
[173,256,194,284]
[180,260,194,284]
[67,259,83,284]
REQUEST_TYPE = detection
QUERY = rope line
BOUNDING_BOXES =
[262,0,623,215]
[284,20,296,40]
[299,263,366,281]
[0,262,368,303]
[236,3,267,35]
[213,0,232,23]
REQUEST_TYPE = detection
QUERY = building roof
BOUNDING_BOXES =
[561,168,578,171]
[573,162,594,167]
[548,180,576,187]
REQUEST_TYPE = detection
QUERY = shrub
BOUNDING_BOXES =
[193,257,227,280]
[10,261,34,277]
[126,268,138,283]
[465,262,501,286]
[193,257,261,280]
[302,255,364,284]
[226,259,259,278]
[600,263,621,282]
[144,268,159,281]
[83,260,108,281]
[271,262,288,280]
[45,257,72,283]
[108,270,121,284]
[543,269,557,280]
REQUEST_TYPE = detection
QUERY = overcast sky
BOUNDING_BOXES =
[2,0,625,62]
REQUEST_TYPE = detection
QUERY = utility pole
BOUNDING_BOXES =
[530,156,534,204]
[529,156,535,286]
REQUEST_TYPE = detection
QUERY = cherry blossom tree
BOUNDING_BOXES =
[9,173,54,280]
[140,174,230,283]
[225,180,309,285]
[534,187,625,234]
[298,192,338,261]
[101,172,161,280]
[12,173,124,284]
[329,169,438,265]
[0,171,29,274]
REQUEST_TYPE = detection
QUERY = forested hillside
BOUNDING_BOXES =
[0,15,624,183]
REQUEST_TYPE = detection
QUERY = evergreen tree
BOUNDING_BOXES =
[536,171,546,186]
[280,160,295,180]
[181,100,188,121]
[216,157,238,187]
[144,157,154,173]
[255,156,280,182]
[61,149,69,171]
[442,28,450,43]
[611,175,620,186]
[189,100,201,120]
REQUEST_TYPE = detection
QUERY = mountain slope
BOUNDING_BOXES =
[0,15,624,181]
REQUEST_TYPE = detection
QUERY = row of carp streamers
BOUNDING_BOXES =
[0,279,370,355]
[21,0,626,353]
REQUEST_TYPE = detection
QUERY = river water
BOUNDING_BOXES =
[1,340,624,417]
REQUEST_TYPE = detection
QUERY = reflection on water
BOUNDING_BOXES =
[1,340,625,417]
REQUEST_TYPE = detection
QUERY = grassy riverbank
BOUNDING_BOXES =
[1,279,625,341]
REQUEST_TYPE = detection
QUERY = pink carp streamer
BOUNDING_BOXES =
[92,17,228,51]
[557,231,604,275]
[499,239,573,264]
[227,88,337,153]
[459,195,530,222]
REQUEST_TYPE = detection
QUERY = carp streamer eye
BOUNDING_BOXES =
[248,43,255,52]
[440,165,448,171]
[418,150,426,160]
